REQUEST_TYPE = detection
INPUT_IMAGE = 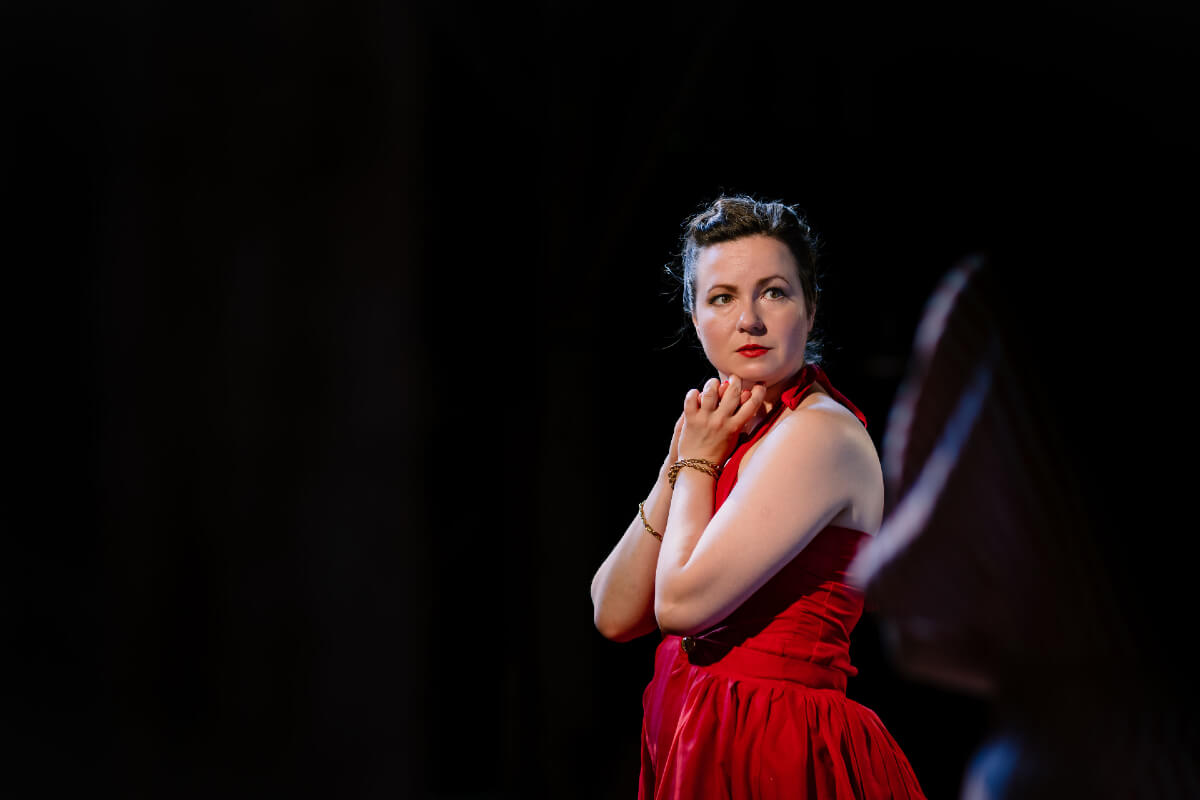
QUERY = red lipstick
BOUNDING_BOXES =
[736,345,769,358]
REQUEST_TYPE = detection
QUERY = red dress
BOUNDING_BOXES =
[639,365,926,800]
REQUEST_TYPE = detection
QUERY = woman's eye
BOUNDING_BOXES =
[763,287,786,299]
[709,294,732,306]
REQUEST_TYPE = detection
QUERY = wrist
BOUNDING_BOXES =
[657,458,678,486]
[655,467,670,489]
[666,457,721,488]
[676,451,722,464]
[647,473,673,510]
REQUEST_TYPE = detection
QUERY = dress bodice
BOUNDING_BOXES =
[661,363,871,688]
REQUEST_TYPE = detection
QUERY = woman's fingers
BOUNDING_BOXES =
[692,375,755,420]
[730,383,767,428]
[671,411,685,445]
[679,377,761,464]
[717,374,743,414]
[667,411,685,462]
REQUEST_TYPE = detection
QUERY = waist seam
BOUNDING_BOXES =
[667,634,850,692]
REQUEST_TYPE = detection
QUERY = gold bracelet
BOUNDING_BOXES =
[638,502,662,541]
[667,458,721,489]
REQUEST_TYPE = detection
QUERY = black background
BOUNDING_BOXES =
[10,1,1197,798]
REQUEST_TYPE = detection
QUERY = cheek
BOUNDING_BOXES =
[770,310,809,346]
[693,315,726,355]
[783,306,809,332]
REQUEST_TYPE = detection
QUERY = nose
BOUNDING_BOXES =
[737,301,766,335]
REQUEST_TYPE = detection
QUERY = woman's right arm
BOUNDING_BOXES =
[590,414,683,642]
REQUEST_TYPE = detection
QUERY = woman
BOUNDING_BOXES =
[591,196,925,799]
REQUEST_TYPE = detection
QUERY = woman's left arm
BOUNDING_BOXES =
[654,379,872,635]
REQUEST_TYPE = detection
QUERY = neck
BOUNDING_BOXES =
[750,388,782,420]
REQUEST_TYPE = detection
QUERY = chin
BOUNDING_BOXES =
[723,362,783,384]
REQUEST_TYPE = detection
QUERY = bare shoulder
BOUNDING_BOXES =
[741,389,884,532]
[775,390,875,455]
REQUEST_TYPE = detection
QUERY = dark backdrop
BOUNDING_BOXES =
[11,1,1196,798]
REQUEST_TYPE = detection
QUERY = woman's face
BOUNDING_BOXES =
[691,234,813,388]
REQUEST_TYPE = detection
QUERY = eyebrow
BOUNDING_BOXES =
[704,274,794,294]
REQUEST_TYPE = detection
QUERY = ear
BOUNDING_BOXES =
[807,303,817,333]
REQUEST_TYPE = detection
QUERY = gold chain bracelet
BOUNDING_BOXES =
[638,501,662,541]
[667,458,722,489]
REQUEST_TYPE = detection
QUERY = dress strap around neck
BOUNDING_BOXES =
[783,363,868,428]
[714,364,864,510]
[726,365,816,469]
[721,364,868,488]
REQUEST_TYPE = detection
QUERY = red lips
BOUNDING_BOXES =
[736,345,769,358]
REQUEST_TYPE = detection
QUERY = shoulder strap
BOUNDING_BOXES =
[713,364,867,510]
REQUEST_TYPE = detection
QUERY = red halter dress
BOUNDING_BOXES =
[638,364,926,800]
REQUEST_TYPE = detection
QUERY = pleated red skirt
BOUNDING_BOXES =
[639,620,926,799]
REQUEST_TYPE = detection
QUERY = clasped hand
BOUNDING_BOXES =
[676,375,766,465]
